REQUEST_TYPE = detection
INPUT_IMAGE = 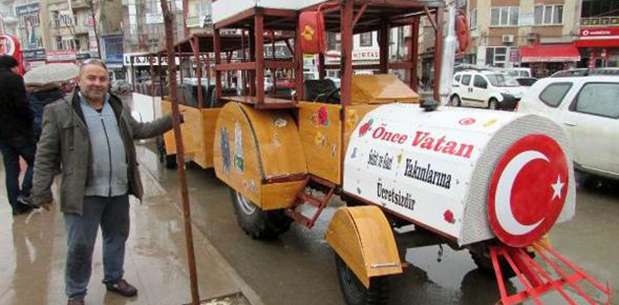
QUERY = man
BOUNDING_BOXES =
[32,59,176,305]
[0,55,35,216]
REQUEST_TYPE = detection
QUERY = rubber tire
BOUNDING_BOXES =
[488,98,498,110]
[164,154,178,169]
[450,95,461,107]
[469,249,535,279]
[230,188,292,239]
[335,253,389,305]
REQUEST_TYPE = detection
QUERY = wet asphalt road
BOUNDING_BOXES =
[137,144,618,305]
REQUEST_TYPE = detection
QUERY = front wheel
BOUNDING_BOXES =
[450,95,461,107]
[335,253,389,305]
[488,98,498,110]
[230,188,292,239]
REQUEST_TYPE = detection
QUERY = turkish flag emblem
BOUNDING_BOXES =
[488,134,569,247]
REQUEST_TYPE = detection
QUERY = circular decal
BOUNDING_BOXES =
[459,117,476,126]
[488,134,568,247]
[0,35,17,56]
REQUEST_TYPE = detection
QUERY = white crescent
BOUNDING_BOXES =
[495,150,548,236]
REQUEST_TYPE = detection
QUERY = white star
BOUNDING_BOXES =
[551,175,564,200]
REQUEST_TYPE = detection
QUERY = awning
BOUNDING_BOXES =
[520,44,581,63]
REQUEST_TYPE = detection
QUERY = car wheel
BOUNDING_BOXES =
[450,95,461,107]
[335,253,389,305]
[230,188,292,239]
[488,98,498,110]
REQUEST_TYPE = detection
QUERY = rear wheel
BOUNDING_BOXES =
[156,136,177,169]
[488,98,498,110]
[450,95,461,107]
[230,188,292,239]
[335,253,389,305]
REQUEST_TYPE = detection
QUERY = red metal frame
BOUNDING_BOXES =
[490,242,612,305]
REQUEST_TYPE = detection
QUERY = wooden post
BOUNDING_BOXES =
[249,29,256,96]
[241,30,247,94]
[410,17,420,91]
[158,53,164,97]
[379,21,389,74]
[130,56,136,92]
[191,37,204,108]
[433,7,444,101]
[318,53,325,80]
[149,55,155,96]
[159,0,200,304]
[340,0,354,106]
[255,12,265,105]
[294,16,304,101]
[214,28,222,100]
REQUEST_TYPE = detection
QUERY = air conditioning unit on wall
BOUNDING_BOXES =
[502,34,515,44]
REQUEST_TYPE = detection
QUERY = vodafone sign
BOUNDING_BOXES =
[580,27,619,39]
[488,135,568,247]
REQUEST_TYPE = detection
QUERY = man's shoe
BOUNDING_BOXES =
[12,204,32,216]
[106,279,138,297]
[67,298,85,305]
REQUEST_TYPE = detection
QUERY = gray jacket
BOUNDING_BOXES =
[31,90,174,214]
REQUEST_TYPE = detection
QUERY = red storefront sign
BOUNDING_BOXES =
[576,27,619,48]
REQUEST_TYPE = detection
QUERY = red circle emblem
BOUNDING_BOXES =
[459,117,476,126]
[488,134,569,247]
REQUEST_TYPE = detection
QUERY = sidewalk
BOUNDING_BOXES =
[0,153,263,305]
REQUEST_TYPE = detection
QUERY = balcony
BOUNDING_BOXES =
[581,16,619,27]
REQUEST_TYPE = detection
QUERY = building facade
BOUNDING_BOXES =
[466,0,581,77]
[576,0,619,68]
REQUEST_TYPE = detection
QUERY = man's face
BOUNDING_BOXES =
[79,64,109,101]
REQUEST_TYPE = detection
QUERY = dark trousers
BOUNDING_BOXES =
[64,195,130,299]
[0,136,35,211]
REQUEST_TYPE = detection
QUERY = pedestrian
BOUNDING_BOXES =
[27,82,65,141]
[31,59,177,305]
[0,55,36,216]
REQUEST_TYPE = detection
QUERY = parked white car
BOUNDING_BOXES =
[516,75,619,179]
[450,70,525,110]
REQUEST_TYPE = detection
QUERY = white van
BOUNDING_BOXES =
[450,70,526,110]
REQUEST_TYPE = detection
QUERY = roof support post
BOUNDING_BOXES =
[191,36,204,108]
[294,13,304,101]
[379,20,389,74]
[340,0,354,106]
[213,28,222,100]
[433,6,444,101]
[130,56,136,92]
[255,12,265,105]
[409,17,420,91]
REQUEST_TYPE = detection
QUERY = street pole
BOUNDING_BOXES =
[87,0,102,58]
[159,0,200,304]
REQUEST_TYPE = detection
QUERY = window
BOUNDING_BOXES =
[582,0,619,18]
[454,74,462,83]
[485,47,509,67]
[535,5,563,25]
[539,83,572,107]
[359,32,373,47]
[470,8,477,30]
[571,83,619,118]
[491,7,519,26]
[461,74,472,86]
[473,75,487,88]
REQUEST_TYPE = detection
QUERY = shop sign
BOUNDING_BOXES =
[47,50,77,62]
[23,48,46,61]
[580,27,619,39]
